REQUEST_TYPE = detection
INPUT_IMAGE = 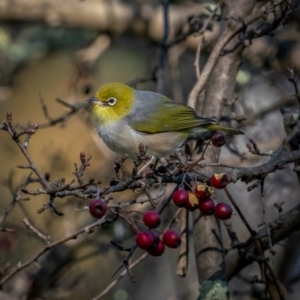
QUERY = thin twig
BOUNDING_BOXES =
[194,36,203,81]
[194,5,219,82]
[0,218,109,286]
[110,245,138,282]
[22,218,51,244]
[247,139,273,157]
[260,178,274,254]
[224,187,285,300]
[0,227,16,233]
[287,67,300,108]
[91,252,148,300]
[224,187,256,236]
[39,100,87,129]
[3,113,49,189]
[98,204,181,297]
[0,174,35,227]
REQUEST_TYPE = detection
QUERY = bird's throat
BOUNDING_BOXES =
[92,105,120,125]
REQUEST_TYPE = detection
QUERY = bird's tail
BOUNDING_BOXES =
[202,124,244,135]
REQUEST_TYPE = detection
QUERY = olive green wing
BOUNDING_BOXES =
[127,92,215,134]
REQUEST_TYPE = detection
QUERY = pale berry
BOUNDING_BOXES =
[211,173,229,189]
[194,184,213,200]
[186,192,199,211]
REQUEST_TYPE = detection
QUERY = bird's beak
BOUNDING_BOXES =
[86,97,105,106]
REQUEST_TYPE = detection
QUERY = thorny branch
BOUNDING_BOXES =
[38,95,87,129]
[2,110,300,212]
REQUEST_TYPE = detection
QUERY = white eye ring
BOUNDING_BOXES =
[107,97,117,106]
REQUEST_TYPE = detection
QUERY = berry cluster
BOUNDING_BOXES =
[136,211,181,256]
[172,185,232,220]
[87,133,231,258]
[172,132,232,219]
[88,202,181,257]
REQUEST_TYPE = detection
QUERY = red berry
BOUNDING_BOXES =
[147,240,165,256]
[186,192,199,211]
[143,211,161,228]
[163,230,181,248]
[89,199,107,218]
[198,198,215,215]
[136,231,154,249]
[215,203,233,220]
[172,190,189,207]
[211,132,226,147]
[211,173,229,189]
[194,184,213,200]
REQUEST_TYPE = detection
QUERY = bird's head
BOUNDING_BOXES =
[86,82,135,125]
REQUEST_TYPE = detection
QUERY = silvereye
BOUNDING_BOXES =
[87,82,243,159]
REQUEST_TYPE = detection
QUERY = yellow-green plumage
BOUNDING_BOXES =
[87,82,243,159]
[92,82,135,124]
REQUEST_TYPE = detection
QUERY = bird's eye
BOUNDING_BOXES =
[107,97,117,106]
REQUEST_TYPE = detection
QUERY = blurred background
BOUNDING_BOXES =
[0,0,300,299]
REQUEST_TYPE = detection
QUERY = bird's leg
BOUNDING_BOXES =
[137,156,156,176]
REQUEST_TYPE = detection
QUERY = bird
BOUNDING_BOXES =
[86,82,243,164]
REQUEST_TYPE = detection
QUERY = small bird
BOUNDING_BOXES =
[87,82,243,161]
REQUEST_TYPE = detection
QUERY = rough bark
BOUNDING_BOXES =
[192,0,256,297]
